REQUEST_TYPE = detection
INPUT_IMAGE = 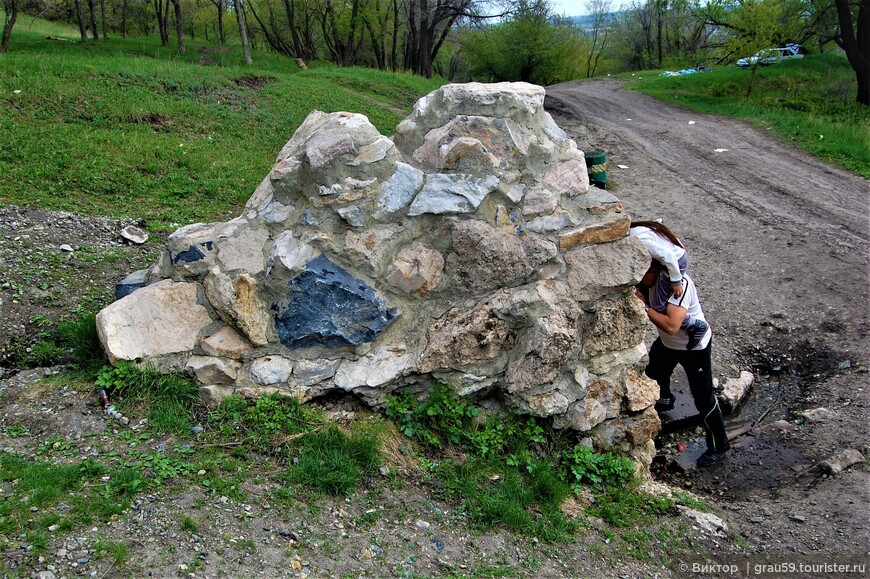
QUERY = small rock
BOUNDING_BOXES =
[819,449,865,475]
[790,514,807,523]
[76,557,90,564]
[191,425,204,435]
[59,244,74,252]
[120,225,149,245]
[677,506,727,534]
[379,466,390,476]
[802,407,836,423]
[57,503,69,511]
[276,529,300,541]
[36,572,56,579]
[415,519,431,530]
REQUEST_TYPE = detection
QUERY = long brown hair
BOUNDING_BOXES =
[631,220,685,249]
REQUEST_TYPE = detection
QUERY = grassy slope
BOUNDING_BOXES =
[623,54,870,178]
[0,19,443,229]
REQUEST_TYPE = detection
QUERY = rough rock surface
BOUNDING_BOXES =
[96,82,657,462]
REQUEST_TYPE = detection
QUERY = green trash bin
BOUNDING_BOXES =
[585,150,607,189]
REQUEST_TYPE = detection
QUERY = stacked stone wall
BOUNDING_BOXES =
[97,82,661,467]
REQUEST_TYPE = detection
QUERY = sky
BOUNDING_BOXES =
[548,0,632,17]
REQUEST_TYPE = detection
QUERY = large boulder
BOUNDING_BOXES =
[97,82,658,465]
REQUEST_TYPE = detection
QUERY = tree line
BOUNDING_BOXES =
[1,0,867,104]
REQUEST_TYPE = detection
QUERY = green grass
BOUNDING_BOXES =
[284,423,383,496]
[625,53,870,177]
[439,456,576,542]
[0,24,443,230]
[96,362,199,433]
[0,453,138,555]
[93,538,131,565]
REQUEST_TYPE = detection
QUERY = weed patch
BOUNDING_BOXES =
[96,362,198,434]
[384,385,665,542]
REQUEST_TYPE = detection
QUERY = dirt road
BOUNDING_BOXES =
[547,78,870,556]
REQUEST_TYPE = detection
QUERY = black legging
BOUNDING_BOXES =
[645,338,730,454]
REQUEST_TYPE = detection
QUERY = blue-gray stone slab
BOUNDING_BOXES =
[114,269,149,300]
[274,255,399,349]
[171,242,214,264]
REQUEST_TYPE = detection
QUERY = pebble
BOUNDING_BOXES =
[120,225,149,245]
[58,244,74,252]
[415,519,430,530]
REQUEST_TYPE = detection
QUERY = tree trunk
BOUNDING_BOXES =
[281,0,304,58]
[121,0,128,37]
[154,0,168,44]
[390,0,399,71]
[74,0,89,41]
[235,0,252,64]
[171,0,185,54]
[835,0,870,105]
[217,1,225,43]
[87,0,100,40]
[363,16,385,69]
[1,0,19,53]
[100,0,108,39]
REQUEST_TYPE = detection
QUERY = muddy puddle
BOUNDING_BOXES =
[651,366,819,499]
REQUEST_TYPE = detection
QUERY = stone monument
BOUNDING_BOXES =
[97,82,661,467]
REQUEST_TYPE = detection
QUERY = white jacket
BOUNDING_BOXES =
[630,226,686,283]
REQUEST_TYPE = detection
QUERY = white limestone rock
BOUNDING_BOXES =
[96,280,213,363]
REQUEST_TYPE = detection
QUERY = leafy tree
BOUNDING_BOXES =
[582,0,613,77]
[206,0,226,43]
[709,0,783,96]
[463,0,583,84]
[612,0,710,70]
[403,0,509,77]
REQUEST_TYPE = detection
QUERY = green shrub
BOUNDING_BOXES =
[207,393,322,450]
[58,311,104,374]
[560,444,636,491]
[385,384,479,449]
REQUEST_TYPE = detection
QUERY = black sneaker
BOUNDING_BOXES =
[686,319,709,350]
[697,450,727,467]
[654,395,675,412]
